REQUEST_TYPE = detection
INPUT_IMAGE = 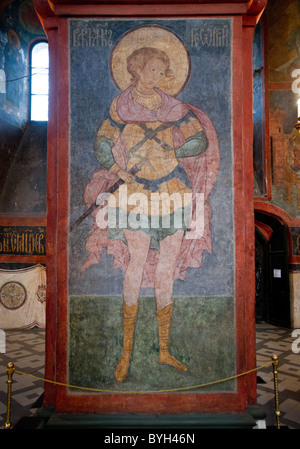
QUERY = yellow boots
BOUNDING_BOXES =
[156,303,187,372]
[114,302,138,383]
[114,302,187,383]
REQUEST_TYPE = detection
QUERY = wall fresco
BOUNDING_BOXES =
[0,0,47,210]
[290,226,300,256]
[68,19,235,392]
[253,22,265,196]
[0,121,47,214]
[0,0,45,126]
[267,0,300,84]
[269,91,300,218]
[263,0,300,217]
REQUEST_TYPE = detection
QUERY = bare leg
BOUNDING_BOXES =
[123,230,151,306]
[115,230,151,382]
[155,230,187,371]
[155,230,184,310]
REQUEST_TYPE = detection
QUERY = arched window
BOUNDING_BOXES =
[30,41,49,121]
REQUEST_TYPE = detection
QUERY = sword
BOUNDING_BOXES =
[69,162,143,232]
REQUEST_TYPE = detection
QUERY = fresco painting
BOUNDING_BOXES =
[264,0,300,218]
[0,0,45,126]
[269,93,300,218]
[267,0,300,83]
[68,19,235,392]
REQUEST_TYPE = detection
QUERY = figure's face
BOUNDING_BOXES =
[136,57,167,93]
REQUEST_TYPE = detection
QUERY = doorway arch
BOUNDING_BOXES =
[255,211,290,327]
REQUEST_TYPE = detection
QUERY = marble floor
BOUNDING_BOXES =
[0,322,299,429]
[0,327,45,429]
[255,322,300,429]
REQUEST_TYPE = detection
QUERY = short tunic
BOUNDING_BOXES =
[94,87,208,249]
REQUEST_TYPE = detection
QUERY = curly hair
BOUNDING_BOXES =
[126,47,173,81]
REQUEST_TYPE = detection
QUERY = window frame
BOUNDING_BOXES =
[29,39,49,122]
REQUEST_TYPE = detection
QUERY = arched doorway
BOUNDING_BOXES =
[255,212,290,327]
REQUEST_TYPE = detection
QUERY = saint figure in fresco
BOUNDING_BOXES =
[81,27,220,382]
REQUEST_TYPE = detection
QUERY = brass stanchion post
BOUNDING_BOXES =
[272,354,281,429]
[4,362,15,429]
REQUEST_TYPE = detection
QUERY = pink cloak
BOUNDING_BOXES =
[80,85,220,287]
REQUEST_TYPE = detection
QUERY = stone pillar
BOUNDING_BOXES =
[33,0,268,428]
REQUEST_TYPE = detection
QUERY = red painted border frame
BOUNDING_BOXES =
[34,0,265,415]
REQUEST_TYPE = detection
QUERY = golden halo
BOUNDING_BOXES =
[110,25,190,96]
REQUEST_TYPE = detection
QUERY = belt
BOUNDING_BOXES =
[134,165,191,192]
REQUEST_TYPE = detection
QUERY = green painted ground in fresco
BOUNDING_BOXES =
[68,296,236,393]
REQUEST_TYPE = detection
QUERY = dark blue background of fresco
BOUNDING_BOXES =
[68,18,234,298]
